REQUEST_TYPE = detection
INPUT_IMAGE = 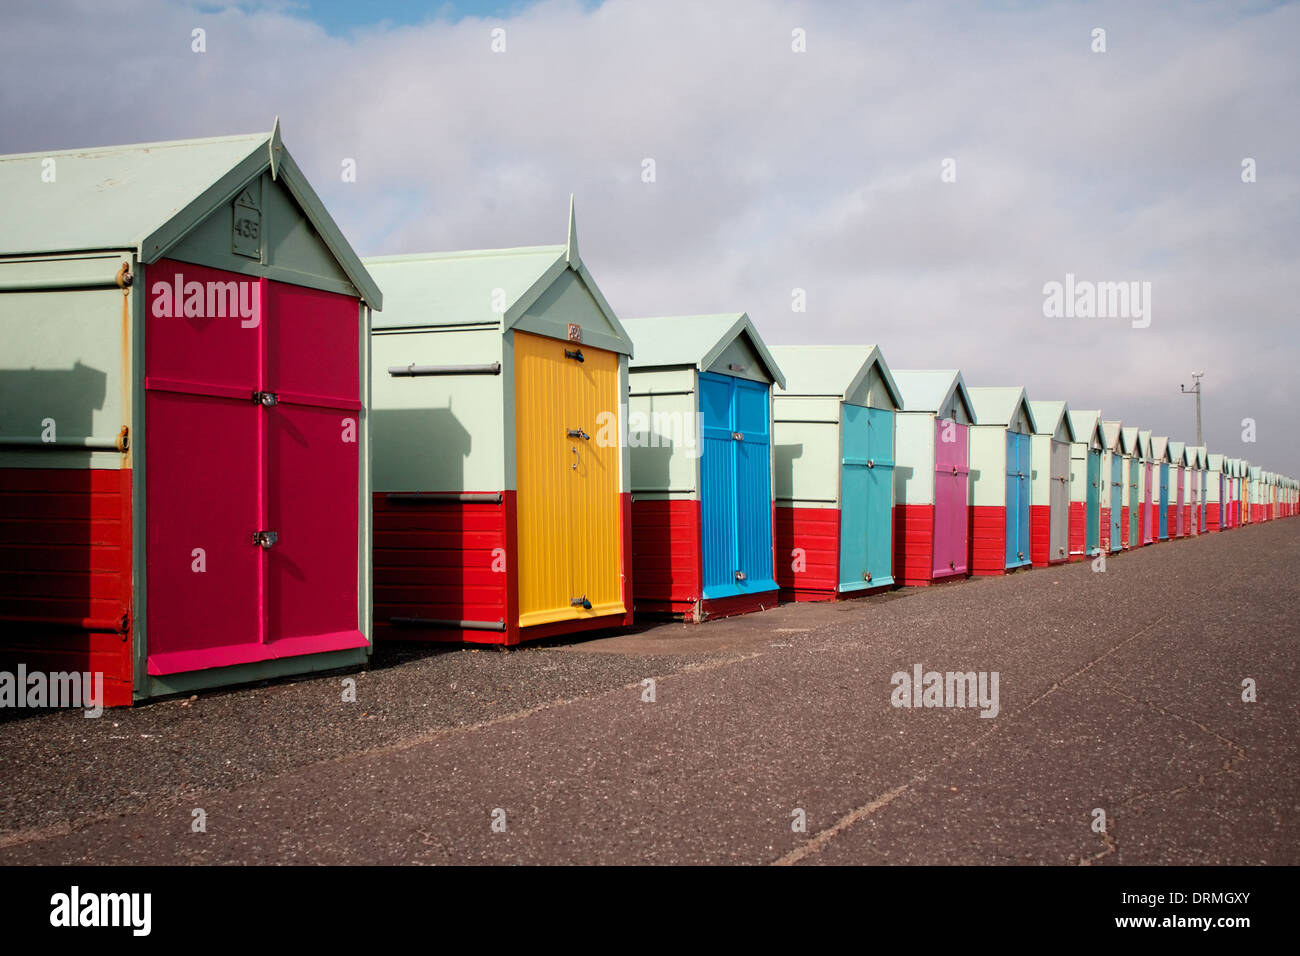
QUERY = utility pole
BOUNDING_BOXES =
[1180,372,1204,447]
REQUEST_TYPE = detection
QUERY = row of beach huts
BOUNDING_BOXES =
[1,128,1293,706]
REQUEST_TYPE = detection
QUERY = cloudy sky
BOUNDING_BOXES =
[3,0,1297,475]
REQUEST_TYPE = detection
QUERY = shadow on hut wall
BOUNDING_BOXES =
[369,404,474,642]
[892,464,914,574]
[0,361,119,719]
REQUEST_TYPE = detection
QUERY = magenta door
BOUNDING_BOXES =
[145,261,363,675]
[932,419,969,578]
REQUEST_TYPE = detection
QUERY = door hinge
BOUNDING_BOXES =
[251,530,278,549]
[252,391,279,407]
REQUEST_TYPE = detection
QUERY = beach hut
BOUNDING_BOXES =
[966,388,1037,576]
[1121,426,1141,549]
[1192,446,1209,534]
[623,314,785,621]
[1100,421,1128,553]
[0,125,381,705]
[1230,459,1245,526]
[1206,453,1226,532]
[770,345,902,601]
[1168,441,1188,538]
[1152,437,1173,541]
[1137,430,1156,545]
[1067,410,1104,560]
[365,204,636,645]
[1026,401,1075,567]
[1248,465,1262,524]
[890,370,976,585]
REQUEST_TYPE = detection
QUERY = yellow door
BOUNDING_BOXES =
[513,331,624,627]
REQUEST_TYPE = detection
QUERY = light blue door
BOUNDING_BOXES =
[1086,449,1101,554]
[839,404,870,589]
[1005,432,1031,569]
[1109,454,1122,552]
[699,372,775,600]
[865,407,895,587]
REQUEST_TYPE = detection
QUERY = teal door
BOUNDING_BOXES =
[1109,454,1122,552]
[1004,432,1031,569]
[1086,449,1101,554]
[1159,463,1170,539]
[839,405,895,590]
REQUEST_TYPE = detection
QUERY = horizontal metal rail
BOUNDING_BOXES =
[0,277,125,292]
[0,436,121,449]
[390,617,506,632]
[388,362,501,377]
[384,492,503,504]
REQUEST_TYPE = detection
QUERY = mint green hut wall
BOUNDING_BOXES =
[0,124,382,703]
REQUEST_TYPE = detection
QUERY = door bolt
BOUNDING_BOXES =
[251,530,278,549]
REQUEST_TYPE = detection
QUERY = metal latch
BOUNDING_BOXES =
[566,428,590,440]
[866,459,874,469]
[252,391,279,407]
[570,596,592,610]
[1017,551,1024,560]
[732,432,744,441]
[251,530,278,549]
[734,570,746,581]
[863,571,872,582]
[564,348,585,363]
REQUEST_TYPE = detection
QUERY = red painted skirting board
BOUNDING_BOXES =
[631,498,702,614]
[969,505,1007,576]
[774,505,839,598]
[0,467,134,707]
[1120,506,1130,548]
[1067,501,1085,561]
[1100,507,1111,552]
[894,503,935,586]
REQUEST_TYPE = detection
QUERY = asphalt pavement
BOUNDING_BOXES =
[1,520,1296,865]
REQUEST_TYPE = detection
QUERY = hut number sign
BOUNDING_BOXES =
[232,185,262,259]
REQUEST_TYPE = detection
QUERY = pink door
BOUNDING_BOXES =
[932,419,969,578]
[145,261,363,675]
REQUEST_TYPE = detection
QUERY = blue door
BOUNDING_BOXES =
[1004,432,1031,569]
[699,372,776,600]
[1086,449,1101,554]
[864,407,895,587]
[1164,463,1175,538]
[1109,454,1122,552]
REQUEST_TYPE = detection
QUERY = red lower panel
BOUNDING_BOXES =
[0,468,133,707]
[1180,505,1191,537]
[631,498,702,617]
[1068,501,1085,560]
[1120,506,1130,548]
[700,590,779,620]
[969,505,1007,576]
[372,491,510,643]
[1029,504,1051,566]
[1100,507,1110,552]
[774,505,839,599]
[1206,507,1221,532]
[895,504,935,586]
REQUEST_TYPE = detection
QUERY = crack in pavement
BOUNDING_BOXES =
[775,615,1171,866]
